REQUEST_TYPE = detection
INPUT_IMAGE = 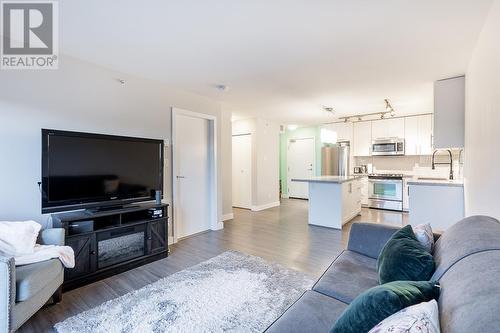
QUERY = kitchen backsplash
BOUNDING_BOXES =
[354,149,464,179]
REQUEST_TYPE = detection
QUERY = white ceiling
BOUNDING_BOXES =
[60,0,492,125]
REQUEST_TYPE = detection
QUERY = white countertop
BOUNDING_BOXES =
[407,178,464,187]
[291,175,363,184]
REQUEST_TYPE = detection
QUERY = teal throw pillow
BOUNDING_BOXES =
[330,280,440,333]
[377,225,435,284]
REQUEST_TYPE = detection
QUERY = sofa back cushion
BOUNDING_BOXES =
[431,215,500,280]
[438,250,500,333]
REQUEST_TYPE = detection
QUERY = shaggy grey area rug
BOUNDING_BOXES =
[54,251,314,333]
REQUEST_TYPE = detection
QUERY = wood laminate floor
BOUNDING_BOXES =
[19,199,407,332]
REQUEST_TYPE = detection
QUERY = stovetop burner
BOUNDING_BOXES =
[368,173,404,180]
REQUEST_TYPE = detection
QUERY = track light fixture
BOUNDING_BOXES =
[385,99,396,117]
[335,99,396,123]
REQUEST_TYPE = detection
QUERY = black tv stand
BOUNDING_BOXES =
[52,203,169,291]
[86,204,127,213]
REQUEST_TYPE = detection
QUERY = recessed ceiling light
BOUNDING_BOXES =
[323,106,334,113]
[287,125,298,131]
[215,84,229,92]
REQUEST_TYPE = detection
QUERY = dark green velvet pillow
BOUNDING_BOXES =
[330,281,440,333]
[377,225,435,284]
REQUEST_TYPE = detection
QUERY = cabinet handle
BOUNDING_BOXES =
[90,250,96,255]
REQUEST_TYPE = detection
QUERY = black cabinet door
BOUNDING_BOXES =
[148,219,167,254]
[65,233,96,281]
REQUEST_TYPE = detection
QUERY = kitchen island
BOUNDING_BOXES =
[292,176,363,229]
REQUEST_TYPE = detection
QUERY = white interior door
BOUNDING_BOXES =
[287,138,315,199]
[232,134,252,209]
[174,114,211,238]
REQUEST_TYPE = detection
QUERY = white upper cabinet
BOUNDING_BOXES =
[404,116,419,155]
[434,76,465,148]
[371,118,405,139]
[418,115,433,155]
[353,121,372,156]
[404,115,433,155]
[323,122,353,143]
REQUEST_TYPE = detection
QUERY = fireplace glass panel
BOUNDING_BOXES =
[97,231,145,268]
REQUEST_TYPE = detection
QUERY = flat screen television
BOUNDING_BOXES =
[41,129,164,213]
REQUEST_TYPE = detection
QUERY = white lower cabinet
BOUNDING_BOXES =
[408,183,464,231]
[341,180,362,223]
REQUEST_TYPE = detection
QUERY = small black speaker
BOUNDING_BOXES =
[155,190,162,205]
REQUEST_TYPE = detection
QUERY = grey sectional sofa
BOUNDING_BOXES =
[265,215,500,333]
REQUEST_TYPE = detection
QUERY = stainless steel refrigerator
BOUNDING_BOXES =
[321,141,350,176]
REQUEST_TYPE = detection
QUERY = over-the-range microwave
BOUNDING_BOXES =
[371,138,405,156]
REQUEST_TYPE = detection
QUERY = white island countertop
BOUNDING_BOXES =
[407,178,464,187]
[291,175,364,184]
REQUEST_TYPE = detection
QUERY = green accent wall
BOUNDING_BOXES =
[280,126,323,197]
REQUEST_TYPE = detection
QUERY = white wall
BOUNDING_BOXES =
[464,0,500,220]
[0,55,232,229]
[232,118,280,210]
[255,119,280,207]
[220,110,233,219]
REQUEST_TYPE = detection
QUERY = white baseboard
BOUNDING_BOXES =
[251,201,280,212]
[212,222,224,230]
[281,194,289,199]
[222,213,234,221]
[168,236,175,244]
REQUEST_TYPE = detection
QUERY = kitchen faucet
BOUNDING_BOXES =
[431,149,453,180]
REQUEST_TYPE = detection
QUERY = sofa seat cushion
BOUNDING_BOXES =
[431,215,500,281]
[313,250,378,303]
[265,290,347,333]
[438,250,500,333]
[15,259,63,302]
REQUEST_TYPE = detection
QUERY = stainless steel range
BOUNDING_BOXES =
[368,174,403,211]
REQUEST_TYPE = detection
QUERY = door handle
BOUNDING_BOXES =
[307,168,313,171]
[176,176,185,179]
